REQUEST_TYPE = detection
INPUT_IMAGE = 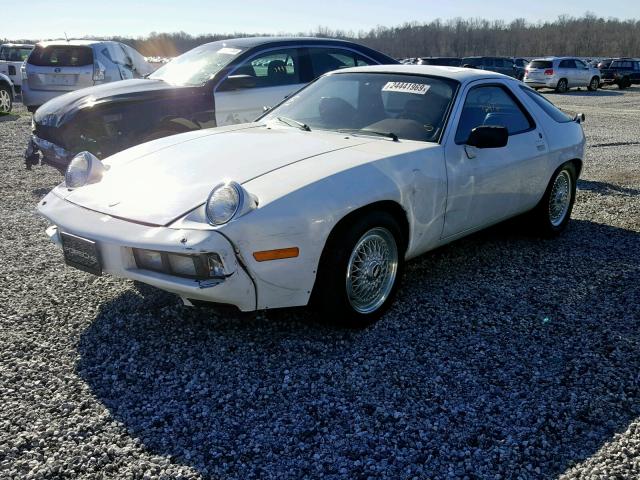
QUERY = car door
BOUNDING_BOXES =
[214,47,308,126]
[633,61,640,83]
[563,59,579,87]
[442,82,548,238]
[574,59,590,85]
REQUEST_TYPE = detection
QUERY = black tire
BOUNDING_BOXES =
[312,211,405,328]
[0,85,12,114]
[618,77,631,90]
[529,162,577,237]
[587,76,599,91]
[27,105,39,113]
[555,79,569,93]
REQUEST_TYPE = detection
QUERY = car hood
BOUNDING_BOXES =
[34,79,200,127]
[60,125,372,226]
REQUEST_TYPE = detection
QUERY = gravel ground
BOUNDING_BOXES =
[1,87,639,479]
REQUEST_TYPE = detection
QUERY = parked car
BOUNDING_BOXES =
[600,58,640,89]
[21,40,153,112]
[523,57,601,92]
[25,37,397,171]
[512,57,530,80]
[461,56,518,77]
[38,65,585,326]
[0,43,34,93]
[0,72,15,113]
[417,57,462,67]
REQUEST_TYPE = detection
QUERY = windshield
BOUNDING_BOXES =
[0,46,32,61]
[149,42,246,86]
[263,72,458,143]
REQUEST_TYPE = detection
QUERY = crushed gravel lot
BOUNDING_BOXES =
[1,87,639,479]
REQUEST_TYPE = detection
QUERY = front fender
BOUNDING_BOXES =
[221,142,446,309]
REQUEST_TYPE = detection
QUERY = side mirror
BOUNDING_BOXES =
[466,126,508,149]
[219,74,256,91]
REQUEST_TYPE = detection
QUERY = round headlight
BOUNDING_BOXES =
[205,182,243,226]
[64,151,105,188]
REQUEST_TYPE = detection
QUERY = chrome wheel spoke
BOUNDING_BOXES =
[346,227,399,314]
[548,170,572,227]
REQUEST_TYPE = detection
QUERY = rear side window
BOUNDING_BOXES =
[612,60,634,69]
[529,60,552,69]
[28,45,93,67]
[309,47,374,77]
[519,86,572,123]
[455,85,534,144]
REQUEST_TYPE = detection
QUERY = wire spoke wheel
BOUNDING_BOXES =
[0,89,11,112]
[548,170,572,227]
[346,227,398,314]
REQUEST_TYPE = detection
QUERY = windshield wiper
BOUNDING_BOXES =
[339,129,398,142]
[276,116,311,132]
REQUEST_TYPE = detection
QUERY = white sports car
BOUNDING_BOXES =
[38,65,585,326]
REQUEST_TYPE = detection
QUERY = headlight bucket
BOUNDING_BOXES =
[205,181,256,226]
[132,248,226,280]
[64,151,106,188]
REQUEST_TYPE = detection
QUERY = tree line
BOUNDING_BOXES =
[5,14,640,59]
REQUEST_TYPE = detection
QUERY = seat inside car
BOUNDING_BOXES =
[267,60,288,84]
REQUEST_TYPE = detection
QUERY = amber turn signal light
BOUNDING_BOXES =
[253,247,299,262]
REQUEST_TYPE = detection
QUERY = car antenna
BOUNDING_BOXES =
[64,32,69,42]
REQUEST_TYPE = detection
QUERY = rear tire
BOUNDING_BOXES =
[555,79,569,93]
[0,85,12,113]
[618,77,631,89]
[587,76,599,91]
[529,162,577,237]
[312,211,405,328]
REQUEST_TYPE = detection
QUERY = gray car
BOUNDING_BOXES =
[524,57,601,93]
[21,40,154,112]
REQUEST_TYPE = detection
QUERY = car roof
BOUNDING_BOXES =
[208,36,368,49]
[36,39,112,48]
[1,43,34,48]
[331,64,512,82]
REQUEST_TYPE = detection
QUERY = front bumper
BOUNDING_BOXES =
[38,193,257,311]
[26,135,74,171]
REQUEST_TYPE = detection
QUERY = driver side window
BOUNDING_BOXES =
[220,48,302,90]
[455,85,534,144]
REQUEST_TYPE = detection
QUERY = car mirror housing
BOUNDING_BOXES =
[466,126,509,149]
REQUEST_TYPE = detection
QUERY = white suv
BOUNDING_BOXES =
[524,57,601,93]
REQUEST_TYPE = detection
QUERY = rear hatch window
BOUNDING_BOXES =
[529,61,552,69]
[28,45,93,67]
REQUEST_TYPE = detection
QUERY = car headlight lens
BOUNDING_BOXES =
[64,151,106,188]
[205,181,243,226]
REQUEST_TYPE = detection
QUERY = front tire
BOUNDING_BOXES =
[555,78,569,93]
[312,211,405,328]
[0,85,12,113]
[587,76,599,91]
[530,163,577,236]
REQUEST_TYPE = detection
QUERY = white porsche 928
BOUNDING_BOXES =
[38,65,585,326]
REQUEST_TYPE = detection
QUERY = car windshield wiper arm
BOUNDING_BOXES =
[276,116,311,132]
[339,129,398,142]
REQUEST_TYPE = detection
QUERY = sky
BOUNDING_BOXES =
[6,0,640,40]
